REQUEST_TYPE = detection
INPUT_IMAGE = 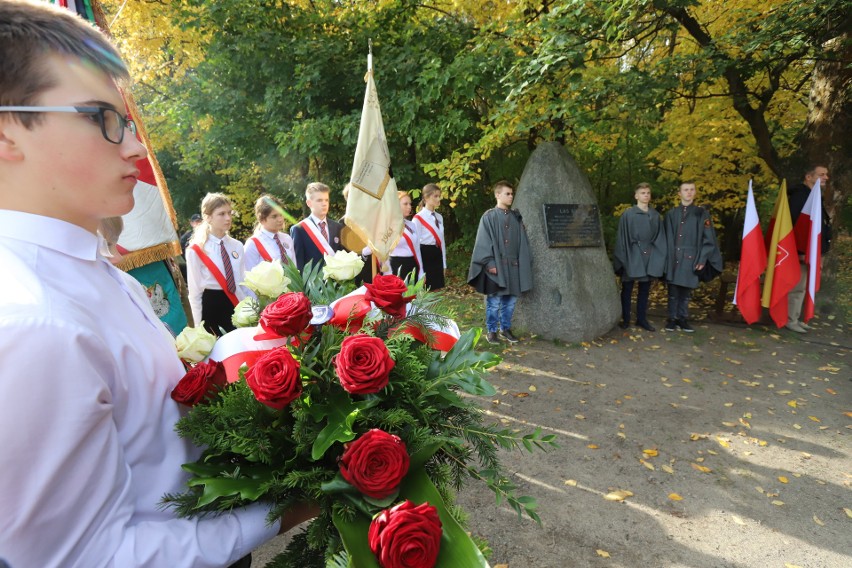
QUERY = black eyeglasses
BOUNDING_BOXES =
[0,105,137,144]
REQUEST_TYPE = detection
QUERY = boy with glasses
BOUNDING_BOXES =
[0,2,314,566]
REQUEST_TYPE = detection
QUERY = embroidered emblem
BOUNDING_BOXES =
[145,283,170,318]
[231,250,239,259]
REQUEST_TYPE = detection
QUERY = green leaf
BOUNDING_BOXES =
[187,468,274,508]
[306,390,360,460]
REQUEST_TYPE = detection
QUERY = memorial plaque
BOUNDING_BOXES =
[542,204,602,247]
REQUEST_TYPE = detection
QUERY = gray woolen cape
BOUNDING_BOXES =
[663,204,723,288]
[612,205,667,281]
[467,207,532,296]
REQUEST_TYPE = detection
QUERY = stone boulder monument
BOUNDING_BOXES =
[512,142,619,341]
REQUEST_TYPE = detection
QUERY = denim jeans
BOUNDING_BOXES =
[486,294,518,333]
[667,284,692,321]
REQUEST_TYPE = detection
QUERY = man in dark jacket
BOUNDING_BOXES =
[785,165,832,333]
[613,182,667,331]
[467,181,532,344]
[663,182,723,332]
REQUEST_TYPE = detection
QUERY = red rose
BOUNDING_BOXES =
[364,274,413,319]
[339,429,410,499]
[171,360,227,406]
[335,335,395,395]
[245,347,302,410]
[368,500,442,568]
[259,292,312,337]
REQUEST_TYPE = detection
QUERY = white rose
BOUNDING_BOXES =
[243,261,290,297]
[231,296,260,328]
[174,324,217,363]
[323,250,365,281]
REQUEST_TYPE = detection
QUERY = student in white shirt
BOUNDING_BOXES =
[389,190,423,282]
[244,194,295,270]
[185,192,248,335]
[414,182,447,290]
[0,6,316,565]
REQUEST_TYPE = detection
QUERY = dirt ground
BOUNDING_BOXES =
[256,309,850,568]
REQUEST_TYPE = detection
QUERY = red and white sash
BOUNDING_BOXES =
[189,244,239,306]
[414,213,442,250]
[299,219,335,256]
[402,224,422,269]
[250,237,273,262]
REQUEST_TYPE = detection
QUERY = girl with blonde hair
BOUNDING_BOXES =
[413,183,446,290]
[244,194,295,270]
[186,193,247,335]
[389,190,423,281]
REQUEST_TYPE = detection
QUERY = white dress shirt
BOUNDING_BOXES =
[0,211,278,568]
[244,229,296,271]
[186,233,248,325]
[415,209,447,268]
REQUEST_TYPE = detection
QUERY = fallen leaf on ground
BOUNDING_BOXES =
[808,416,821,422]
[778,476,789,483]
[575,414,585,420]
[668,493,683,501]
[793,424,802,430]
[564,479,577,487]
[587,444,599,449]
[528,385,537,392]
[640,459,655,471]
[716,437,730,448]
[772,500,785,506]
[813,515,824,526]
[596,549,611,558]
[731,515,746,525]
[662,465,674,474]
[691,463,712,473]
[689,433,708,441]
[604,489,633,501]
[787,400,798,408]
[844,508,852,518]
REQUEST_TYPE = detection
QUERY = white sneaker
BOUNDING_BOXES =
[785,321,807,333]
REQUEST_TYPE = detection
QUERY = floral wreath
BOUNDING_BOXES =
[169,251,556,567]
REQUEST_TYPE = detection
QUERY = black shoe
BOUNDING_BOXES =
[678,319,694,333]
[485,331,500,344]
[637,320,656,332]
[619,320,630,329]
[664,319,678,332]
[498,329,519,343]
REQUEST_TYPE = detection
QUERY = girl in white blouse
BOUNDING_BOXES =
[244,194,295,271]
[389,190,423,282]
[185,193,247,335]
[414,182,446,290]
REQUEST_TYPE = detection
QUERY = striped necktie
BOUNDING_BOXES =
[272,233,289,264]
[219,240,236,293]
[319,221,328,242]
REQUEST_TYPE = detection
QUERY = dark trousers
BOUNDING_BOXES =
[390,256,419,282]
[667,284,693,321]
[420,245,445,290]
[202,289,237,336]
[621,279,651,324]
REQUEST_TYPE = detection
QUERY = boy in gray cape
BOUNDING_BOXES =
[468,181,532,344]
[612,182,667,331]
[663,182,723,332]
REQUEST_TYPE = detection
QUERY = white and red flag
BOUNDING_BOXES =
[792,180,822,322]
[733,180,766,324]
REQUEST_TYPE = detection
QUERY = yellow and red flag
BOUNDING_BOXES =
[733,180,766,324]
[761,180,800,327]
[343,49,404,267]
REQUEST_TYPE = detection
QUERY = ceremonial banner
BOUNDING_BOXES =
[344,49,404,265]
[733,180,766,324]
[761,180,800,327]
[793,180,822,322]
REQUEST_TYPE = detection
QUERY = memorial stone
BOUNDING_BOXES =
[512,142,620,341]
